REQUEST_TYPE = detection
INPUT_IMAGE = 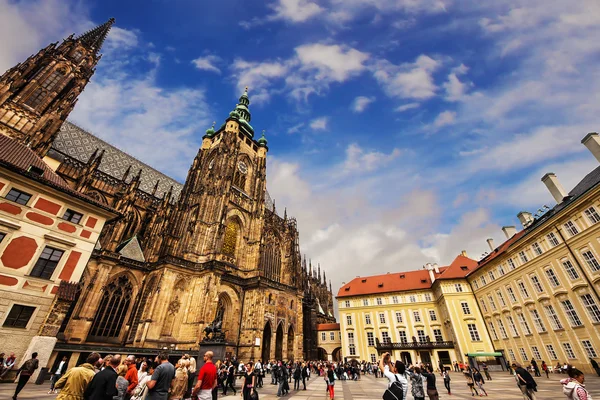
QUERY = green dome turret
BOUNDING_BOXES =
[235,87,251,123]
[205,121,216,137]
[258,130,268,147]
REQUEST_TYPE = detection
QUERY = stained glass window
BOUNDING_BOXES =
[222,221,238,256]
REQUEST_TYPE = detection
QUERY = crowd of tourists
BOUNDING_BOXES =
[3,348,598,400]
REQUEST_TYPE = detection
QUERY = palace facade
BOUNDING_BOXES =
[467,133,600,374]
[336,254,497,369]
[0,18,334,370]
[336,133,600,374]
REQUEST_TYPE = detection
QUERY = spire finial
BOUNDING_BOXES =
[76,17,116,56]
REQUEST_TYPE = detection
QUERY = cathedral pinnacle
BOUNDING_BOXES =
[76,17,115,56]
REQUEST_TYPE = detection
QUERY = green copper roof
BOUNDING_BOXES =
[258,130,268,147]
[205,121,216,137]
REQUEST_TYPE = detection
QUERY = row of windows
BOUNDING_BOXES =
[364,327,445,347]
[473,206,600,290]
[320,331,341,342]
[346,308,441,326]
[343,292,434,308]
[485,296,600,343]
[479,261,600,314]
[4,188,84,223]
[504,339,597,363]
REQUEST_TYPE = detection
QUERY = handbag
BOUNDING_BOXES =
[383,374,404,400]
[250,388,259,400]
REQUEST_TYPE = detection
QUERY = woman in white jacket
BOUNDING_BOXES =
[378,353,408,400]
[561,366,592,400]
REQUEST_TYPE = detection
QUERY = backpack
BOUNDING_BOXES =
[21,359,37,375]
[383,374,404,400]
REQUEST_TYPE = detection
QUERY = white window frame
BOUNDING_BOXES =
[519,347,528,361]
[392,296,399,304]
[398,330,407,343]
[582,340,598,358]
[532,242,543,256]
[376,297,383,305]
[429,310,437,321]
[507,286,517,303]
[546,344,558,360]
[507,258,516,270]
[365,314,372,325]
[530,275,544,293]
[506,315,519,337]
[530,309,546,333]
[346,315,353,326]
[395,312,403,324]
[487,321,498,340]
[562,259,580,280]
[517,313,532,335]
[547,232,560,247]
[519,250,528,264]
[562,300,583,327]
[497,290,506,307]
[381,331,390,344]
[455,283,463,292]
[564,221,579,236]
[582,250,600,272]
[517,281,530,299]
[497,319,508,339]
[379,313,386,324]
[544,305,564,330]
[366,331,375,346]
[467,323,481,341]
[580,294,600,323]
[585,207,600,224]
[545,268,561,287]
[413,311,421,323]
[563,342,576,359]
[461,301,471,315]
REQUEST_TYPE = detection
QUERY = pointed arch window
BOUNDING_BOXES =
[261,240,282,282]
[89,275,133,339]
[222,220,238,257]
[24,68,66,109]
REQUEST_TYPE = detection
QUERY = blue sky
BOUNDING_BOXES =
[1,0,599,292]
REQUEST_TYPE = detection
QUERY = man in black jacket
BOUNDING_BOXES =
[84,354,120,400]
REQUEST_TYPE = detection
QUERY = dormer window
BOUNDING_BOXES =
[460,266,468,271]
[27,165,44,177]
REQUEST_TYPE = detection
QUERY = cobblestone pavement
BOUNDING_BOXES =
[2,371,600,400]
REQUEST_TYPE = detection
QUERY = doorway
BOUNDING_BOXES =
[275,323,284,360]
[400,352,412,365]
[261,321,272,362]
[419,351,431,364]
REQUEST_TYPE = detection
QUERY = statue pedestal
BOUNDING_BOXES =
[198,342,227,367]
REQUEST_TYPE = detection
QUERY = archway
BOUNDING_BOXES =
[317,347,328,361]
[261,321,272,362]
[287,325,295,361]
[332,347,342,362]
[215,292,233,341]
[275,322,284,360]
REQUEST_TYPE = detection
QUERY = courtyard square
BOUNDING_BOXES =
[2,371,600,400]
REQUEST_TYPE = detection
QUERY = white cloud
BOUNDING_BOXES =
[269,0,324,23]
[432,110,456,128]
[443,72,468,101]
[341,143,402,174]
[373,54,439,100]
[351,96,375,113]
[309,117,328,130]
[395,103,420,112]
[104,26,139,51]
[230,59,290,104]
[192,54,222,74]
[295,43,369,82]
[287,122,305,134]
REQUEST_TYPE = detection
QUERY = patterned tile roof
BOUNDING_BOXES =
[52,121,183,199]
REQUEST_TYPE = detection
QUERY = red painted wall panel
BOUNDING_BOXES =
[1,236,38,269]
[58,251,81,281]
[57,222,77,233]
[26,211,54,225]
[0,202,21,215]
[34,198,61,215]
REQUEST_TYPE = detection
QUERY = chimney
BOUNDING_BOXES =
[541,173,568,203]
[433,263,440,274]
[461,250,468,257]
[517,211,534,228]
[424,263,436,284]
[486,238,495,251]
[502,226,517,239]
[582,132,600,163]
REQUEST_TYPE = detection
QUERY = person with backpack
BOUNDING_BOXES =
[441,369,451,395]
[379,353,408,400]
[561,366,592,400]
[12,352,38,400]
[324,364,335,400]
[512,362,537,400]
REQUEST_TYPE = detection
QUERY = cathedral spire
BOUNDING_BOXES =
[77,17,115,55]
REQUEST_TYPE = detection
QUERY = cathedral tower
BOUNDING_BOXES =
[0,18,114,156]
[159,89,269,271]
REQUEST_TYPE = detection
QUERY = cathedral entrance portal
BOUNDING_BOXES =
[261,321,272,362]
[275,323,284,360]
[287,325,294,361]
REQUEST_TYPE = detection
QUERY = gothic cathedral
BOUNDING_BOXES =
[0,19,334,361]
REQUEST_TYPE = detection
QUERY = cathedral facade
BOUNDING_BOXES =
[0,19,334,363]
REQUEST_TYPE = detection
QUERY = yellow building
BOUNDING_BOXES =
[467,132,600,374]
[316,323,342,362]
[337,254,497,368]
[0,134,116,379]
